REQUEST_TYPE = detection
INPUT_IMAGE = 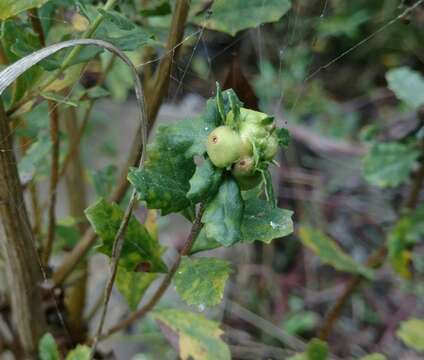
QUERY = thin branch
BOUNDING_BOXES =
[99,204,205,340]
[52,0,190,287]
[42,102,60,266]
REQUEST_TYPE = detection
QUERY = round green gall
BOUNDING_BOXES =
[263,134,279,160]
[206,126,243,168]
[232,156,256,177]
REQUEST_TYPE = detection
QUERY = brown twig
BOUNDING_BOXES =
[52,0,190,287]
[318,148,424,341]
[42,103,60,266]
[99,204,204,340]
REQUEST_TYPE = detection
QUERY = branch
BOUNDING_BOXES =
[0,101,47,356]
[99,204,205,340]
[52,0,191,287]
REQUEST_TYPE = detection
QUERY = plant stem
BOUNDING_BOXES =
[100,204,205,340]
[0,101,47,357]
[52,0,190,287]
[41,100,60,266]
[318,149,424,341]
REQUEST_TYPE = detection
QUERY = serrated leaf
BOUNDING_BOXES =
[65,345,90,360]
[241,197,293,243]
[85,198,167,272]
[18,133,52,183]
[388,205,424,278]
[276,128,290,149]
[190,228,221,254]
[39,333,59,360]
[202,177,243,247]
[174,256,231,307]
[187,159,223,203]
[362,142,420,188]
[128,99,220,215]
[116,266,157,310]
[359,354,387,360]
[153,309,230,360]
[195,0,291,36]
[298,226,374,279]
[0,0,50,20]
[397,318,424,352]
[386,67,424,109]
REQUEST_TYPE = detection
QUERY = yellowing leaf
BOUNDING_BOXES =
[153,309,230,360]
[0,0,50,20]
[116,267,157,310]
[174,257,231,307]
[397,318,424,352]
[298,226,373,279]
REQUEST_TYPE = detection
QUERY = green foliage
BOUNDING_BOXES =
[288,338,329,360]
[187,159,223,204]
[241,196,293,243]
[388,205,424,278]
[39,333,59,360]
[362,142,420,188]
[116,267,157,310]
[386,67,424,109]
[196,0,291,36]
[359,354,387,360]
[65,345,90,360]
[152,309,231,360]
[283,312,319,335]
[298,226,374,279]
[397,318,424,352]
[85,198,167,272]
[0,0,50,20]
[128,100,220,215]
[201,177,243,247]
[174,256,231,307]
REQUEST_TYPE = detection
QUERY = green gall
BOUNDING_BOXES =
[232,156,256,177]
[263,134,279,160]
[207,126,243,168]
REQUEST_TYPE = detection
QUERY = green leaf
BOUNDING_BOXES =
[153,309,231,360]
[128,99,220,215]
[241,197,293,243]
[39,333,59,360]
[65,345,91,360]
[97,28,153,52]
[359,354,387,360]
[276,128,291,149]
[386,67,424,109]
[85,198,167,272]
[202,177,243,247]
[287,338,329,360]
[195,0,291,36]
[174,256,231,307]
[388,205,424,278]
[283,311,319,335]
[190,228,221,254]
[298,226,374,279]
[116,266,157,310]
[397,318,424,352]
[187,159,223,203]
[362,142,420,188]
[41,92,78,107]
[98,9,136,31]
[0,0,50,20]
[18,133,52,183]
